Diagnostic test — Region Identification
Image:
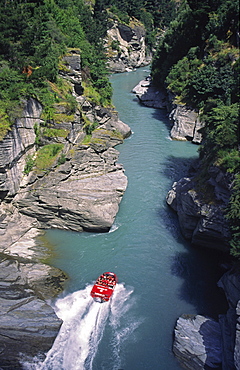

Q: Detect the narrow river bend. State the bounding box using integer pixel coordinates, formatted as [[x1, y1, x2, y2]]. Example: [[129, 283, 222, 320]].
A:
[[28, 68, 227, 370]]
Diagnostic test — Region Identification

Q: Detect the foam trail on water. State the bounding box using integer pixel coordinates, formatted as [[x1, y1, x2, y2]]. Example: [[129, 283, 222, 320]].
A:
[[23, 284, 137, 370], [22, 283, 138, 370], [35, 285, 109, 370]]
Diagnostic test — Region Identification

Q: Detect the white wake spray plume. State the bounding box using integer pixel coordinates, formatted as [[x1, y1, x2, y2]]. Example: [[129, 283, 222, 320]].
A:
[[21, 283, 139, 370]]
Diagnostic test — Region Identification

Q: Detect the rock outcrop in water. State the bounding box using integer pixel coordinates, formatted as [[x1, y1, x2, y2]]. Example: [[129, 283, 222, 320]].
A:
[[166, 175, 231, 252], [173, 314, 222, 369], [132, 78, 203, 143], [0, 50, 131, 367]]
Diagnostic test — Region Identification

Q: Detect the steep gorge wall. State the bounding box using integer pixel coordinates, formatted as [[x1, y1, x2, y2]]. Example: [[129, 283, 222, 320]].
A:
[[0, 99, 42, 199]]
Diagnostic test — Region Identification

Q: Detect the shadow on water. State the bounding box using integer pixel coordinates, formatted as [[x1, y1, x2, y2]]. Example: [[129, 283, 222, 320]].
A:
[[170, 248, 229, 319], [159, 155, 229, 319], [164, 154, 199, 182], [151, 106, 171, 128]]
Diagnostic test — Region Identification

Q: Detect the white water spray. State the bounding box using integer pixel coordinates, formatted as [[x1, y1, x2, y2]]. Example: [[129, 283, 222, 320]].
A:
[[22, 283, 140, 370]]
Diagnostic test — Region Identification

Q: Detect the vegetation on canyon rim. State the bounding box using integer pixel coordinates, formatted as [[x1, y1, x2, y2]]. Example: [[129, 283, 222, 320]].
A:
[[0, 0, 239, 256]]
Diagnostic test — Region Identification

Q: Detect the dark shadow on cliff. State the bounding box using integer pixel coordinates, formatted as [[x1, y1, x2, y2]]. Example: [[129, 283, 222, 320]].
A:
[[171, 247, 228, 319], [157, 154, 228, 319], [163, 154, 199, 182], [200, 320, 223, 370]]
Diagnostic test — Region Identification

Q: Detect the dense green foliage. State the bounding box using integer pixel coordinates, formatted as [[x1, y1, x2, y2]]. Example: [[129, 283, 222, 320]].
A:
[[0, 0, 113, 139], [95, 0, 177, 49], [152, 0, 240, 257]]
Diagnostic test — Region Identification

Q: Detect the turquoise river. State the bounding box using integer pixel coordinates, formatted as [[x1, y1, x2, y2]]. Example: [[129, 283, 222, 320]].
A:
[[27, 68, 227, 370]]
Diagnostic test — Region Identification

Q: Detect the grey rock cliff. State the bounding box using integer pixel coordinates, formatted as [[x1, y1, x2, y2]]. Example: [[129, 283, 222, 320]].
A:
[[166, 175, 231, 252], [105, 20, 151, 72], [0, 98, 42, 199], [169, 104, 204, 143], [0, 252, 66, 368], [173, 314, 222, 369], [0, 49, 131, 366]]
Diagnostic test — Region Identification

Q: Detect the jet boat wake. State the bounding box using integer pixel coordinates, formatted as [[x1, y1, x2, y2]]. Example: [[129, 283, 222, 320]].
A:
[[22, 283, 140, 370]]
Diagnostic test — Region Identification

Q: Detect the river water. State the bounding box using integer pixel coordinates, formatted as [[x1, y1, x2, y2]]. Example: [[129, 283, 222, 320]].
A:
[[25, 68, 227, 370]]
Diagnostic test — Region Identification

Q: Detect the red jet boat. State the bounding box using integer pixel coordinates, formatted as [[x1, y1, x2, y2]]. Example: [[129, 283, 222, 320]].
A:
[[90, 272, 118, 303]]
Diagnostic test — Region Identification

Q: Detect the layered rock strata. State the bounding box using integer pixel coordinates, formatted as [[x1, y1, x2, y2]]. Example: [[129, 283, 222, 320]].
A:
[[0, 50, 131, 367]]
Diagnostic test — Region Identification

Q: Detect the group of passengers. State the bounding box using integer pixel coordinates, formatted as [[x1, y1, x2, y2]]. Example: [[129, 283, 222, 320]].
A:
[[97, 274, 116, 286]]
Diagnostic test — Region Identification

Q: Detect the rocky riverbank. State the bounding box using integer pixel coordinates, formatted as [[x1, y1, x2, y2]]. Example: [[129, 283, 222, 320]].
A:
[[132, 77, 240, 370], [0, 50, 131, 367]]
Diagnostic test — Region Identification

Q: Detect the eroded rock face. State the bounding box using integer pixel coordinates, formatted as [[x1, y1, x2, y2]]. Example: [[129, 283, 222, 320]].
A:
[[0, 254, 66, 368], [0, 49, 131, 367], [16, 147, 128, 232], [166, 176, 231, 252], [132, 79, 168, 109], [132, 79, 204, 143], [105, 21, 151, 72], [0, 98, 42, 199], [169, 105, 204, 143]]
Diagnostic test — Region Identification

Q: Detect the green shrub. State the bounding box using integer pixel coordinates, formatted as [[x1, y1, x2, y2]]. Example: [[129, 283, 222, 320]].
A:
[[35, 143, 64, 171], [226, 174, 240, 258], [24, 154, 35, 175]]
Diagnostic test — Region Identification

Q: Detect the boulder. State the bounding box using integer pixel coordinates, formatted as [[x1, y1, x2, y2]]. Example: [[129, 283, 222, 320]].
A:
[[173, 314, 222, 369]]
